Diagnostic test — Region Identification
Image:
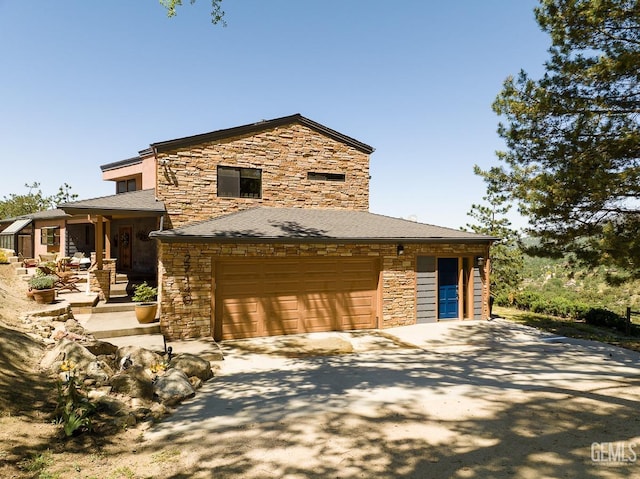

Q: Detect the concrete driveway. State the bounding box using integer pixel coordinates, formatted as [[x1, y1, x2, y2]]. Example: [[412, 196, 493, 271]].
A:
[[143, 319, 640, 479]]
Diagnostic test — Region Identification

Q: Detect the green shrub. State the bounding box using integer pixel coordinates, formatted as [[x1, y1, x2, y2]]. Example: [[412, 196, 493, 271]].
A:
[[583, 308, 628, 332], [0, 250, 8, 264], [28, 275, 56, 290], [132, 281, 157, 303]]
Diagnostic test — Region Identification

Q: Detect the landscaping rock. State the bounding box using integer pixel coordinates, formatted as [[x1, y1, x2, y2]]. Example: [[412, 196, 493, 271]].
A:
[[153, 368, 195, 406], [116, 346, 163, 370], [87, 386, 112, 401], [189, 376, 203, 390], [40, 338, 97, 372], [96, 395, 128, 416], [169, 353, 214, 382], [64, 318, 85, 335], [82, 340, 118, 357], [110, 365, 154, 400], [85, 360, 114, 384]]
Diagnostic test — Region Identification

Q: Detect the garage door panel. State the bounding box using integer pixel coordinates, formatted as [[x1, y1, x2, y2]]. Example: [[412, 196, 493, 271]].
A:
[[263, 281, 299, 294], [216, 258, 378, 339], [342, 314, 375, 330], [342, 279, 376, 290], [304, 281, 338, 292], [222, 298, 259, 314], [264, 323, 299, 335], [262, 296, 300, 315]]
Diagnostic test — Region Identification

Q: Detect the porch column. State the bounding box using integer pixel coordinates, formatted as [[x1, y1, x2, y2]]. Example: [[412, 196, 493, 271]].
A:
[[90, 215, 111, 301], [484, 244, 492, 320], [105, 219, 111, 259], [95, 215, 104, 270]]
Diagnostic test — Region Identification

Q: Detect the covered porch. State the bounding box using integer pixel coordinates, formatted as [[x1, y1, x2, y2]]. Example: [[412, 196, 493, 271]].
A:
[[59, 189, 166, 302]]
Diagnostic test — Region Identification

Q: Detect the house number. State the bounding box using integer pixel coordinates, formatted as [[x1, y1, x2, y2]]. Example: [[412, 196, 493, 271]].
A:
[[183, 253, 193, 305]]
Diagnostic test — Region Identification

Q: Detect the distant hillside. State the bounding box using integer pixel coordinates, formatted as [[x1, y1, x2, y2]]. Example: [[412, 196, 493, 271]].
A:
[[519, 251, 640, 316]]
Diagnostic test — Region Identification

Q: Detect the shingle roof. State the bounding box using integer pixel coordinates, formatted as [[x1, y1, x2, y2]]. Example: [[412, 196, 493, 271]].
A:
[[59, 189, 166, 216], [150, 114, 375, 155], [1, 208, 69, 224], [151, 207, 497, 243]]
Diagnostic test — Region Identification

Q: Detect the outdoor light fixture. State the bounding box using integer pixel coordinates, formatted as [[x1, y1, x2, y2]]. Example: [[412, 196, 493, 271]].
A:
[[476, 256, 485, 267], [397, 244, 404, 256]]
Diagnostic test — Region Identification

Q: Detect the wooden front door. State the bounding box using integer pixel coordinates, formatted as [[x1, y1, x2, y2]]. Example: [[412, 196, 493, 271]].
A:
[[118, 226, 132, 270]]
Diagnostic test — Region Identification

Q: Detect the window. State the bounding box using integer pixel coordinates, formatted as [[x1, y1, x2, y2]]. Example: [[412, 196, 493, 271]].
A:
[[41, 227, 60, 246], [307, 171, 346, 182], [117, 178, 137, 194], [217, 166, 262, 198]]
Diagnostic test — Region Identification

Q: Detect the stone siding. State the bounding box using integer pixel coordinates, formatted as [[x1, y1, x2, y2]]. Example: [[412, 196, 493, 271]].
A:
[[155, 123, 370, 229], [159, 242, 489, 340]]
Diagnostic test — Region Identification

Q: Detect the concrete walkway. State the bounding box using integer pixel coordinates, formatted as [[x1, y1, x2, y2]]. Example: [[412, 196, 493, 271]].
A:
[[139, 319, 640, 479]]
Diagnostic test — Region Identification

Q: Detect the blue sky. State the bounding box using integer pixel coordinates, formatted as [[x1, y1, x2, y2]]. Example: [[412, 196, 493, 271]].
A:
[[0, 0, 549, 230]]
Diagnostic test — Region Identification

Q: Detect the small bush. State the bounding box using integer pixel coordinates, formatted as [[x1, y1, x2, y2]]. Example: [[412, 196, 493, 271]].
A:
[[28, 275, 56, 290], [583, 308, 628, 332], [132, 281, 157, 303], [0, 250, 8, 264]]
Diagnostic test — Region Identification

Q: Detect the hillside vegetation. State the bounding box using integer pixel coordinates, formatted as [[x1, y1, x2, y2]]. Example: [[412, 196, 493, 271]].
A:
[[493, 248, 640, 337], [519, 254, 640, 316]]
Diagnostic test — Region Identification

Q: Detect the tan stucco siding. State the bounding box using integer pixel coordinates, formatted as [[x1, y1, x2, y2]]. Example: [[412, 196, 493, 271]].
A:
[[155, 123, 371, 229]]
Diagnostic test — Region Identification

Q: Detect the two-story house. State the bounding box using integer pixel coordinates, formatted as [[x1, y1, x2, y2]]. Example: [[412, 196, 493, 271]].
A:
[[61, 114, 496, 341]]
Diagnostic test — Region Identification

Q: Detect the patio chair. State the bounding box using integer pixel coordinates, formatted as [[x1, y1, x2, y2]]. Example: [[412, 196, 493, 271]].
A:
[[68, 252, 91, 271], [37, 265, 81, 293]]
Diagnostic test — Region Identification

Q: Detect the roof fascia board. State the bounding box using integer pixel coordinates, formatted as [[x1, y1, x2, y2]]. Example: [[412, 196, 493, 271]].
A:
[[150, 234, 497, 244], [100, 156, 143, 172], [61, 207, 164, 217]]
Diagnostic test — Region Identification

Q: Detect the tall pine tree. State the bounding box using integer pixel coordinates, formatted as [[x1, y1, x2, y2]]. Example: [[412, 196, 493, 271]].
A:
[[482, 0, 640, 278]]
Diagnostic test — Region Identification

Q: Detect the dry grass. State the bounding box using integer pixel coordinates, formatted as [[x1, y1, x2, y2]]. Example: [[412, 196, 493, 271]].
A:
[[495, 306, 640, 353]]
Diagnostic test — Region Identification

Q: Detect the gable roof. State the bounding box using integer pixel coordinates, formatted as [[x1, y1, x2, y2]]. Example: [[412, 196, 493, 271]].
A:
[[150, 114, 375, 155], [150, 207, 497, 244], [59, 189, 166, 217]]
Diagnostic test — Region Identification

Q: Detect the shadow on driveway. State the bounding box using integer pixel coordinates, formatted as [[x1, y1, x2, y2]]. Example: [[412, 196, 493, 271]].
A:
[[143, 319, 640, 478]]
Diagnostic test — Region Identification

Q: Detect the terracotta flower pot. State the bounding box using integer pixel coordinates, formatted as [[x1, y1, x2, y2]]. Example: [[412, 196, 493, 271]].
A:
[[135, 303, 158, 324], [31, 288, 55, 304]]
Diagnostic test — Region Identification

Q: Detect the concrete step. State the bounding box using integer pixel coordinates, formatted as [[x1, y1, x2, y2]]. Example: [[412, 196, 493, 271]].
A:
[[91, 303, 136, 313], [91, 323, 161, 339], [81, 308, 160, 339]]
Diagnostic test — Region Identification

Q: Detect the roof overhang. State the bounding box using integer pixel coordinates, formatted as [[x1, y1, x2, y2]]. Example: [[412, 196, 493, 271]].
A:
[[150, 234, 497, 245], [60, 206, 164, 218], [59, 189, 166, 219], [149, 207, 499, 245]]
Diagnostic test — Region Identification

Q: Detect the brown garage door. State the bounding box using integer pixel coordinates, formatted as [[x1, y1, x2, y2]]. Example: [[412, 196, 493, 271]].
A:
[[215, 258, 379, 340]]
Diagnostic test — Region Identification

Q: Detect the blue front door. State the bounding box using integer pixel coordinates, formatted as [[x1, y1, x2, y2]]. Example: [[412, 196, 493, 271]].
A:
[[438, 258, 459, 319]]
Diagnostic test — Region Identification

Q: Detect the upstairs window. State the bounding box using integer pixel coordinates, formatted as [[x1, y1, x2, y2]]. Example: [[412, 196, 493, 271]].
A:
[[218, 166, 262, 198], [307, 171, 346, 182], [117, 178, 137, 194]]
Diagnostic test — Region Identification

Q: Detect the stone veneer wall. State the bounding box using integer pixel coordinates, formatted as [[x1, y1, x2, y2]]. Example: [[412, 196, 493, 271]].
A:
[[155, 123, 370, 229], [158, 242, 490, 340]]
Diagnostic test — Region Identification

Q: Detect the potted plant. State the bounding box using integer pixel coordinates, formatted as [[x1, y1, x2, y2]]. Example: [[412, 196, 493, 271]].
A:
[[132, 281, 158, 323], [28, 274, 57, 304]]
